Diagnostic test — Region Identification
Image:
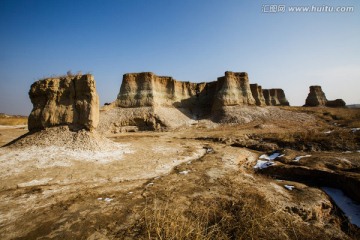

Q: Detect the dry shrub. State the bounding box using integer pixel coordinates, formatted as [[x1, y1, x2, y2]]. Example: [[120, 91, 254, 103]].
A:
[[285, 107, 360, 127], [126, 190, 327, 240]]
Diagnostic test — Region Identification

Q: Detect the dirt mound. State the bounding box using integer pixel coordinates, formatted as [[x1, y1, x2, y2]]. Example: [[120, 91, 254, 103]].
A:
[[98, 106, 198, 134], [99, 105, 316, 133], [7, 126, 119, 151], [212, 106, 315, 124]]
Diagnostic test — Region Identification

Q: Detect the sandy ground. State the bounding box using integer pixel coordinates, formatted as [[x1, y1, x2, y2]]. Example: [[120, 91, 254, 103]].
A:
[[0, 107, 359, 239], [0, 127, 207, 238]]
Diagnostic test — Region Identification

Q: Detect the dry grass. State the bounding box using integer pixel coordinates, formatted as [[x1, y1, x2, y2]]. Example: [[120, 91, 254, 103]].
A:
[[282, 106, 360, 127], [257, 128, 360, 151], [0, 116, 27, 125], [125, 188, 329, 240], [37, 71, 86, 81]]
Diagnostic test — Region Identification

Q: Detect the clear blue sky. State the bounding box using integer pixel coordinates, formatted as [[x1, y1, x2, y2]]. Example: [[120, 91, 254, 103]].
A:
[[1, 0, 359, 115]]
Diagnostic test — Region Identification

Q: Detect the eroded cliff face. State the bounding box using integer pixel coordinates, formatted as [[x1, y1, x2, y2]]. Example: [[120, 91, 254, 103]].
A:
[[28, 74, 99, 131], [263, 89, 289, 106], [304, 86, 346, 108], [326, 99, 346, 108], [212, 72, 256, 110], [116, 71, 261, 117], [116, 72, 219, 118], [105, 71, 293, 131], [273, 89, 290, 106], [250, 84, 266, 106], [117, 72, 193, 107], [305, 86, 328, 107]]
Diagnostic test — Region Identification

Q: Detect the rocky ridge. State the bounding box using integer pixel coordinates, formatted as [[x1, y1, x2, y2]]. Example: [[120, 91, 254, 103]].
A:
[[116, 71, 288, 111]]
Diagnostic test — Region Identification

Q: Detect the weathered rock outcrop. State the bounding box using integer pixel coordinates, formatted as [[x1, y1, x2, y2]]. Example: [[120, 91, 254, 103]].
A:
[[28, 74, 99, 131], [250, 84, 266, 106], [263, 89, 289, 106], [101, 71, 294, 131], [304, 86, 346, 108], [116, 72, 216, 118], [326, 99, 346, 108], [263, 89, 271, 106], [117, 71, 257, 113], [212, 72, 256, 110], [304, 86, 328, 107], [274, 89, 290, 106]]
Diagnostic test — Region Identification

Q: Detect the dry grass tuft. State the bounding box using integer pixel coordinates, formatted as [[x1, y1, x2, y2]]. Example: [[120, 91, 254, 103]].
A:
[[283, 107, 360, 128], [124, 189, 328, 240]]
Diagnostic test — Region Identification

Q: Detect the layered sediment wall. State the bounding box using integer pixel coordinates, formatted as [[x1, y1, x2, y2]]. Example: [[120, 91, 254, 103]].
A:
[[28, 74, 99, 131], [305, 86, 328, 107], [116, 72, 217, 117], [98, 71, 293, 131], [250, 84, 266, 106], [116, 71, 287, 115], [212, 71, 256, 111], [263, 88, 289, 106]]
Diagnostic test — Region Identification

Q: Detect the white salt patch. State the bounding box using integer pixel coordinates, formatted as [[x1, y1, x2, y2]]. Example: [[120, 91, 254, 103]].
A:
[[343, 151, 352, 154], [259, 152, 282, 161], [205, 147, 214, 153], [324, 130, 333, 134], [259, 154, 268, 160], [0, 144, 134, 176], [322, 187, 360, 227], [293, 155, 312, 162], [351, 128, 360, 133], [17, 178, 53, 188], [284, 185, 295, 191], [179, 170, 190, 175], [97, 197, 113, 202], [146, 182, 154, 187], [255, 152, 282, 169], [254, 160, 275, 169]]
